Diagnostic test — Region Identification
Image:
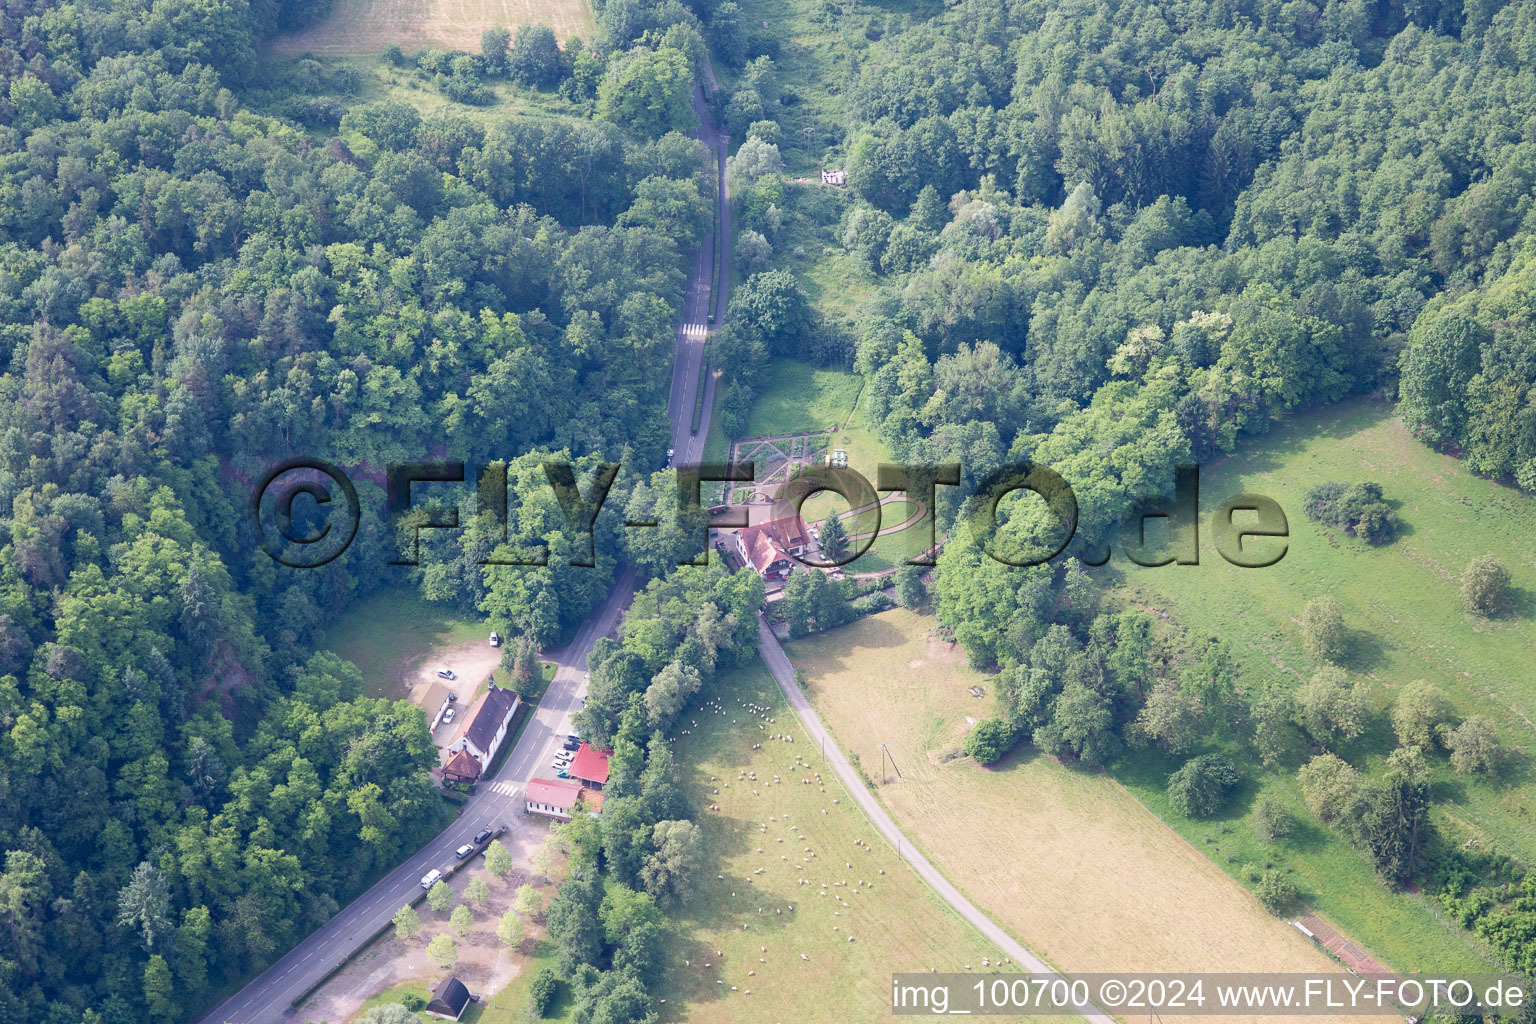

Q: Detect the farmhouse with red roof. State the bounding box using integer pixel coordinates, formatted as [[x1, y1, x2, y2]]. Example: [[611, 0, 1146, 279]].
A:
[[566, 742, 612, 790], [733, 515, 810, 580]]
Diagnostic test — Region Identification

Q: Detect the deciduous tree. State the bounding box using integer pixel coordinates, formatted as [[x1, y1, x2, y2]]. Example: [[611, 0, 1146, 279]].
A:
[[1166, 754, 1240, 817], [1461, 555, 1511, 616], [1446, 716, 1506, 777], [497, 909, 524, 949], [484, 840, 513, 878], [1293, 665, 1367, 748], [1300, 597, 1347, 663], [393, 904, 421, 940], [427, 933, 458, 969], [1391, 680, 1454, 751], [426, 880, 454, 914]]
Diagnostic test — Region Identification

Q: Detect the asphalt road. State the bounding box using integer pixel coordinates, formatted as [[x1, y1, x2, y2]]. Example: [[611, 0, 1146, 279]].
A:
[[754, 617, 1117, 1024], [196, 68, 731, 1024]]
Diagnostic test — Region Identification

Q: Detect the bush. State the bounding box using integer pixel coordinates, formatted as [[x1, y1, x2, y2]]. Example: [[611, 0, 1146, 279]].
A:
[[894, 564, 926, 609], [1300, 597, 1347, 663], [1302, 481, 1398, 543], [964, 718, 1016, 765], [1391, 680, 1454, 750], [1461, 555, 1511, 616], [735, 229, 772, 276], [852, 591, 893, 615], [1293, 664, 1367, 747], [746, 119, 781, 144], [401, 993, 427, 1011], [1251, 794, 1295, 841], [529, 966, 560, 1016], [1167, 754, 1240, 817], [1255, 870, 1299, 914], [1446, 716, 1506, 777]]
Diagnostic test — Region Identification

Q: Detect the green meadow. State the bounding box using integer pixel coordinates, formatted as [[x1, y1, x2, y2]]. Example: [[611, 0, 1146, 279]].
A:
[[1102, 399, 1535, 971]]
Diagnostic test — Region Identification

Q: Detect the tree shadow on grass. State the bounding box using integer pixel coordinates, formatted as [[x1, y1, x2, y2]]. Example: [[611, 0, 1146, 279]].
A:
[[1472, 743, 1532, 793], [1500, 584, 1536, 620], [1278, 814, 1334, 856], [1343, 625, 1390, 673]]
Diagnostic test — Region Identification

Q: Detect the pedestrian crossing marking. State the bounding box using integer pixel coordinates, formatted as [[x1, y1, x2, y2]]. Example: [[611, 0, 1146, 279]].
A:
[[681, 322, 708, 341], [487, 780, 519, 797]]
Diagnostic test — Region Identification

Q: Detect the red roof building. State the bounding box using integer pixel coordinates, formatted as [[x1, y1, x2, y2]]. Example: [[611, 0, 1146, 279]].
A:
[[525, 777, 604, 820], [733, 515, 810, 579], [567, 742, 612, 789]]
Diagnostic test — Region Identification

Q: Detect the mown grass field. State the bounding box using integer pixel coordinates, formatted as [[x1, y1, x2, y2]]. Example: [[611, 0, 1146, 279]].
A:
[[660, 658, 1062, 1024], [323, 591, 486, 698], [270, 0, 595, 57], [787, 609, 1392, 1023], [1102, 398, 1532, 970]]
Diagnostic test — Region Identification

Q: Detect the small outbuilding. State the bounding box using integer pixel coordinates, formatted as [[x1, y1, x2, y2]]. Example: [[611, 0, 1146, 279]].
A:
[[441, 748, 481, 786], [427, 976, 472, 1020]]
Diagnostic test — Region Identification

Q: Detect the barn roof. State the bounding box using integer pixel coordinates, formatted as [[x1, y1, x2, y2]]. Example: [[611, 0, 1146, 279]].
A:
[[427, 975, 471, 1019], [463, 685, 518, 754], [568, 742, 611, 786]]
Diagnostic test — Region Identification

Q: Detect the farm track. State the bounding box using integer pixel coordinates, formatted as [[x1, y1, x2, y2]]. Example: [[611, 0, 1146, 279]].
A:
[[753, 616, 1117, 1024]]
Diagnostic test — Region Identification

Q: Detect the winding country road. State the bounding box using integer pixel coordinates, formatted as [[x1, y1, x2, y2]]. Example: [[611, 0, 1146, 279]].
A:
[[755, 618, 1116, 1024], [196, 68, 731, 1024]]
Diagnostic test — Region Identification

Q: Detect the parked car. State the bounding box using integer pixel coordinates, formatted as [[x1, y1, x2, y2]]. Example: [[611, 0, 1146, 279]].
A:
[[454, 844, 473, 860], [474, 826, 494, 845], [437, 669, 456, 680], [568, 733, 580, 743], [489, 632, 500, 647], [442, 707, 455, 723], [420, 869, 442, 889], [562, 740, 579, 751]]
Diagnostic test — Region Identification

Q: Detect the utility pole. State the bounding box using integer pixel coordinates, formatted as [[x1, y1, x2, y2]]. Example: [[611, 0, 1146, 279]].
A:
[[803, 125, 813, 158], [877, 742, 902, 783]]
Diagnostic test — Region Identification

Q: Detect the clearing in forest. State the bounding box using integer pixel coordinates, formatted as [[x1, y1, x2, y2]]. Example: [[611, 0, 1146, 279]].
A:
[[269, 0, 596, 57], [1106, 398, 1526, 972], [659, 659, 1063, 1024], [787, 609, 1376, 1024]]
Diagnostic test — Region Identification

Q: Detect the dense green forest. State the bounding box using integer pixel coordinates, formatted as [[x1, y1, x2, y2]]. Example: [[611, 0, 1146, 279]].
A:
[[0, 0, 719, 1018]]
